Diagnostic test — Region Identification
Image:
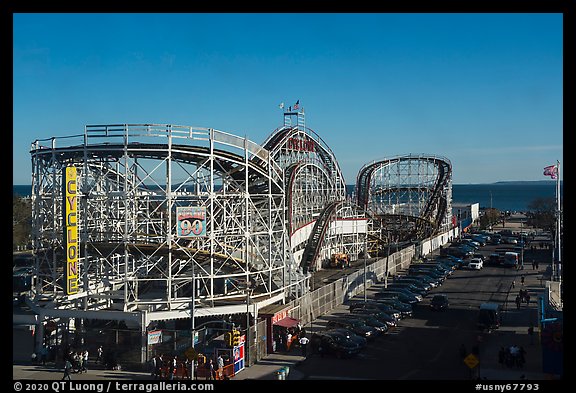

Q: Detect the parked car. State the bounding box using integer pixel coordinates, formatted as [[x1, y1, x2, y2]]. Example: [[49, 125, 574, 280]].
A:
[[375, 288, 422, 303], [369, 298, 413, 318], [309, 331, 363, 358], [326, 317, 379, 340], [345, 312, 392, 331], [386, 282, 428, 297], [485, 253, 502, 266], [437, 255, 465, 268], [393, 277, 432, 292], [348, 299, 402, 319], [430, 294, 449, 311], [324, 328, 368, 348], [466, 258, 484, 270]]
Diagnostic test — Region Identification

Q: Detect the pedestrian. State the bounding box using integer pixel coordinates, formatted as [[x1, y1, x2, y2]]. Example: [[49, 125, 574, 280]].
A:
[[169, 356, 177, 380], [520, 275, 525, 285], [97, 346, 103, 364], [150, 355, 157, 378], [156, 354, 163, 379], [81, 350, 88, 373], [62, 359, 73, 381], [532, 261, 536, 270], [181, 358, 190, 380], [511, 280, 515, 289], [210, 359, 217, 380], [525, 292, 531, 305], [515, 295, 522, 310], [299, 335, 310, 357], [535, 260, 539, 270]]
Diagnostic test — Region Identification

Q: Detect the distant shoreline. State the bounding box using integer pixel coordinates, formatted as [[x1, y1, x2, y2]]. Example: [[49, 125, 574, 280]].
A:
[[13, 180, 562, 188]]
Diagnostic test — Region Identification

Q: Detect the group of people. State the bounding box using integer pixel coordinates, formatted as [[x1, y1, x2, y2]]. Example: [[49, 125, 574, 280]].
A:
[[515, 289, 531, 309], [201, 355, 229, 380], [61, 349, 90, 380], [498, 345, 527, 369], [273, 325, 305, 353], [151, 354, 194, 380]]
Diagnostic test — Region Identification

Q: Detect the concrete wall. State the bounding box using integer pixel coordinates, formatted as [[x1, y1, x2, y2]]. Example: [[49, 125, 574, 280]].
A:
[[283, 245, 416, 327]]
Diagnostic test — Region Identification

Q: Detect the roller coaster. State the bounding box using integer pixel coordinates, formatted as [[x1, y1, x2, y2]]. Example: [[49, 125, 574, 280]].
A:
[[26, 107, 453, 350], [356, 154, 453, 244]]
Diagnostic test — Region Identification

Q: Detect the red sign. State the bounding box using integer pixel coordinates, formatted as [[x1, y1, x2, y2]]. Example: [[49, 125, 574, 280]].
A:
[[271, 309, 289, 324], [287, 137, 315, 152]]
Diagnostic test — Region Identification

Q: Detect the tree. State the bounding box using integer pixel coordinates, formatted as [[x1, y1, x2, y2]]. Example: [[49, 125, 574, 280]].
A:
[[13, 194, 32, 250], [526, 197, 556, 233], [479, 208, 501, 230]]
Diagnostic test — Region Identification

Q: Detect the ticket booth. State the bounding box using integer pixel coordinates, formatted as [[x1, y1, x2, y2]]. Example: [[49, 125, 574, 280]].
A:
[[259, 304, 300, 353]]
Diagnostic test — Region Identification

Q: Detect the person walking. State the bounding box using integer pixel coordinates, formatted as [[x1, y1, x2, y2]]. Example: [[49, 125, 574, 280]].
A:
[[520, 275, 525, 285], [96, 346, 103, 364], [525, 292, 531, 305], [81, 350, 88, 373], [299, 335, 310, 357], [62, 359, 73, 381], [515, 295, 522, 310], [216, 355, 224, 379]]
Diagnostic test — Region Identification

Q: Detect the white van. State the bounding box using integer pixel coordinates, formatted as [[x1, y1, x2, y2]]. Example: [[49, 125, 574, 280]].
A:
[[502, 252, 519, 268]]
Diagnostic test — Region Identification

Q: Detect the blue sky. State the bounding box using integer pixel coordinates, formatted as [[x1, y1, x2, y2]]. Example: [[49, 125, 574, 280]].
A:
[[13, 13, 563, 185]]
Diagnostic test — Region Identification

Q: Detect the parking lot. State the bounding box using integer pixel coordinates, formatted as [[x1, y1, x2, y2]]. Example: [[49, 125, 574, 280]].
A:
[[291, 232, 550, 380]]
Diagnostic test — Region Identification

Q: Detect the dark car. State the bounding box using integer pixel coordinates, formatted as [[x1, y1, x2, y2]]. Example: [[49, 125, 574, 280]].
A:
[[326, 317, 379, 340], [373, 298, 413, 317], [350, 310, 396, 329], [404, 273, 441, 288], [430, 294, 449, 311], [436, 255, 465, 268], [343, 312, 391, 332], [409, 266, 447, 279], [393, 277, 432, 292], [387, 282, 428, 297], [325, 328, 368, 348], [375, 289, 421, 304], [310, 331, 363, 358], [349, 300, 402, 320]]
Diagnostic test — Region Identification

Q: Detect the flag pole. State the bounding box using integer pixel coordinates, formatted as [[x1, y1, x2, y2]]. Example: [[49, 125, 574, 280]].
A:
[[555, 160, 561, 282]]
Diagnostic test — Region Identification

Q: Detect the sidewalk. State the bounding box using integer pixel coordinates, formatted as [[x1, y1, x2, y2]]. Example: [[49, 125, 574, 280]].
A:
[[231, 352, 306, 380]]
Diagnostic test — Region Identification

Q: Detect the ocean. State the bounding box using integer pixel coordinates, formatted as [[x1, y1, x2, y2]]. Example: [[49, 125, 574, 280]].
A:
[[14, 182, 562, 213]]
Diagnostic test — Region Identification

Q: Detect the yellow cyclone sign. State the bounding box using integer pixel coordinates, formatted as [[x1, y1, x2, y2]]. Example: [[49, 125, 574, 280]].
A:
[[64, 166, 79, 295]]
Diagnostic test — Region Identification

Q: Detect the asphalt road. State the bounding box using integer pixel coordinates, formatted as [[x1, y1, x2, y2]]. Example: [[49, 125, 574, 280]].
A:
[[294, 241, 547, 380]]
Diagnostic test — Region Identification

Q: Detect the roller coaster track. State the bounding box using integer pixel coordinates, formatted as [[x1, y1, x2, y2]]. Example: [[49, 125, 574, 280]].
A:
[[356, 155, 451, 240], [33, 142, 281, 195], [299, 200, 344, 274]]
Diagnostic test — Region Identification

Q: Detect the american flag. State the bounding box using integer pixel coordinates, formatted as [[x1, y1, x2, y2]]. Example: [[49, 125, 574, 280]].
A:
[[543, 165, 557, 179], [293, 100, 299, 110]]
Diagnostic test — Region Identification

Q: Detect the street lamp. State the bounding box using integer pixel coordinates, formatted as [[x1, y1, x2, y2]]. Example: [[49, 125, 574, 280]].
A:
[[364, 232, 367, 302], [245, 282, 255, 367]]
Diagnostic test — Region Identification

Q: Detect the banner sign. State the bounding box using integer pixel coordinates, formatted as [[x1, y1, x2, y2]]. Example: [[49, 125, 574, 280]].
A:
[[233, 342, 245, 373], [176, 206, 207, 238], [148, 330, 162, 345], [64, 166, 79, 295]]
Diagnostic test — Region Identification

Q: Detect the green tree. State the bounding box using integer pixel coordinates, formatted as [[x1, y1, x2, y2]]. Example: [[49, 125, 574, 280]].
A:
[[13, 194, 32, 250]]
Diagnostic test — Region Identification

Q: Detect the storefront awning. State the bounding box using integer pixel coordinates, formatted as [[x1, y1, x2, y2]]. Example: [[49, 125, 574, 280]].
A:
[[274, 316, 300, 328]]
